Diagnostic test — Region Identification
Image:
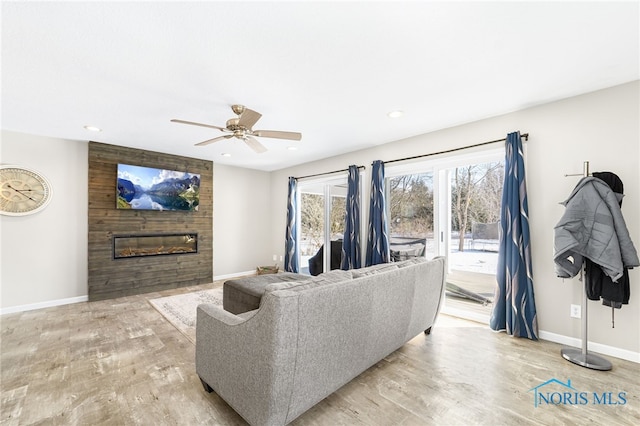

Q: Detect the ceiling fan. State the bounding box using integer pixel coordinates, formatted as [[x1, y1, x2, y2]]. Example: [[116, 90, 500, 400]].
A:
[[171, 105, 302, 154]]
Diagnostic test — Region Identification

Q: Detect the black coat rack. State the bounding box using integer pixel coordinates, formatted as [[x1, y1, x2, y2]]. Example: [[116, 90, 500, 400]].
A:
[[561, 161, 612, 371]]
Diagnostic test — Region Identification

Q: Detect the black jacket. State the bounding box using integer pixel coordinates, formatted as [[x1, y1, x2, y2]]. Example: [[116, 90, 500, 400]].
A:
[[585, 172, 630, 308]]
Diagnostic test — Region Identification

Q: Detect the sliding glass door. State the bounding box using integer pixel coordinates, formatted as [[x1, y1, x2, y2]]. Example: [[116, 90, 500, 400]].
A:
[[298, 177, 351, 275], [385, 148, 504, 323], [445, 159, 503, 322]]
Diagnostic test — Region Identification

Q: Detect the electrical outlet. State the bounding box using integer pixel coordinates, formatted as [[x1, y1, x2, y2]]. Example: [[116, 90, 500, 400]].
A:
[[272, 254, 277, 261], [570, 304, 581, 319]]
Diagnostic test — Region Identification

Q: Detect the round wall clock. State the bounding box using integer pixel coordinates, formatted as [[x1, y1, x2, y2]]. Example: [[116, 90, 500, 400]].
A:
[[0, 165, 53, 216]]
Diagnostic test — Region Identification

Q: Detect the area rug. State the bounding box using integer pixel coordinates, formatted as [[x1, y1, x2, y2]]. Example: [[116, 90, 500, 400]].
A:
[[148, 287, 223, 344]]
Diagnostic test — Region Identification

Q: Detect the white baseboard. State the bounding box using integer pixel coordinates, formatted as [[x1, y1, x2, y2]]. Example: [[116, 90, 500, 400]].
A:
[[438, 307, 639, 364], [538, 330, 640, 364], [0, 295, 88, 316], [1, 273, 256, 315], [213, 270, 256, 281]]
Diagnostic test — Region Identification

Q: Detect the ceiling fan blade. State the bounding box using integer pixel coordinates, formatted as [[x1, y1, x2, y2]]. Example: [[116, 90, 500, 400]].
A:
[[195, 135, 233, 146], [237, 108, 262, 129], [244, 136, 267, 154], [254, 130, 302, 141], [171, 119, 227, 131]]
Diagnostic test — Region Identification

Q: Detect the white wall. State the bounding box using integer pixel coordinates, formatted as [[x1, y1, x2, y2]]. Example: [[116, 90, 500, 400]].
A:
[[1, 131, 88, 311], [212, 163, 273, 278], [269, 81, 640, 359]]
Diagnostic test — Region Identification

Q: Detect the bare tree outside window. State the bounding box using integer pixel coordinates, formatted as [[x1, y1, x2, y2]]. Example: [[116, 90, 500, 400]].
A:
[[300, 193, 346, 256], [451, 162, 504, 251], [388, 162, 503, 253], [388, 173, 434, 238]]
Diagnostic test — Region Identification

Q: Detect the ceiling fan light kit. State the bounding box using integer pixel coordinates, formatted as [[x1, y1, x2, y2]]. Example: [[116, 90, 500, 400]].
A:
[[171, 105, 301, 154]]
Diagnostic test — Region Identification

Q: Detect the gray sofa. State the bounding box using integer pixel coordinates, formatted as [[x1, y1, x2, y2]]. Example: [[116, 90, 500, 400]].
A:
[[196, 256, 446, 425]]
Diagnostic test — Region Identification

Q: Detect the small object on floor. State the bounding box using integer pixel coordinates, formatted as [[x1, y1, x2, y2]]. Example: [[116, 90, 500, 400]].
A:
[[257, 265, 279, 275]]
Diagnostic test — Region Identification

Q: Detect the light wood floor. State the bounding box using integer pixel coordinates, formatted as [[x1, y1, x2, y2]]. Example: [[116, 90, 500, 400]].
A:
[[2, 282, 639, 426]]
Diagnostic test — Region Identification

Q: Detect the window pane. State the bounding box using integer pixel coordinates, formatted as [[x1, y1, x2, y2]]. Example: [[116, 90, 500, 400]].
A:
[[329, 185, 346, 241], [387, 172, 434, 260], [299, 180, 350, 275], [300, 191, 324, 274], [447, 161, 503, 320]]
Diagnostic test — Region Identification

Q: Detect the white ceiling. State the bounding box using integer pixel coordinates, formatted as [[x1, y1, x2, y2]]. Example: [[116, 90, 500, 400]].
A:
[[2, 1, 638, 171]]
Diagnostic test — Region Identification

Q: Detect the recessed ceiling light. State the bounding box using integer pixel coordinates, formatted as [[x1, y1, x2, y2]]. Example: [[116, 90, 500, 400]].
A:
[[387, 110, 404, 118], [83, 125, 102, 132], [287, 146, 298, 151], [221, 153, 231, 157]]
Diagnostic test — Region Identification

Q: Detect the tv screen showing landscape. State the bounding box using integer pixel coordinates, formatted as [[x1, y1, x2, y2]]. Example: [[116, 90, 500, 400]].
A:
[[116, 164, 200, 211]]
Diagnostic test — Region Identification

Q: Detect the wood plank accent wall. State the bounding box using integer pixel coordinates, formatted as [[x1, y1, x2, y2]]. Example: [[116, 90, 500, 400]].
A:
[[88, 142, 213, 301]]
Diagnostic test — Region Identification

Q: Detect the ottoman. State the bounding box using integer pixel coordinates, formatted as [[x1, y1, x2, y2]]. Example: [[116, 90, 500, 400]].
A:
[[223, 272, 308, 314]]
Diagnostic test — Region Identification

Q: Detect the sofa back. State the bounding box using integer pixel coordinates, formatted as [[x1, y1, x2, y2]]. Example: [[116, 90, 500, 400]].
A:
[[262, 256, 446, 424]]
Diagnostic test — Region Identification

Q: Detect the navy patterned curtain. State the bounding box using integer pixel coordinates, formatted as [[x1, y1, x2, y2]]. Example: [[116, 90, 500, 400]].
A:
[[341, 165, 361, 270], [490, 132, 538, 340], [284, 177, 299, 273], [365, 160, 390, 266]]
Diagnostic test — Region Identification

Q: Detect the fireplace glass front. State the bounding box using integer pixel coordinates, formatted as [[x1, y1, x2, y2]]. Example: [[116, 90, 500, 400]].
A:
[[113, 233, 198, 259]]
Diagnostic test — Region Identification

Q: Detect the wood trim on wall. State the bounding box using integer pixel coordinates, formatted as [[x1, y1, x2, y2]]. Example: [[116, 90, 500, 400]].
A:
[[88, 142, 213, 301]]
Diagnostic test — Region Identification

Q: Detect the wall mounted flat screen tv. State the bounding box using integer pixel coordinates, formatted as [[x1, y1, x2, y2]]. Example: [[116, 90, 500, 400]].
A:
[[117, 164, 200, 211]]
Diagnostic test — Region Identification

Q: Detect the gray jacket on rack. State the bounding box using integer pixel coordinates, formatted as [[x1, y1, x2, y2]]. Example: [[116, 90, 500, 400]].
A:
[[554, 176, 639, 282]]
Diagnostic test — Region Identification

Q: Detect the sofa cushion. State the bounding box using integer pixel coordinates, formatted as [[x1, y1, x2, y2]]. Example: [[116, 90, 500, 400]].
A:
[[395, 257, 428, 268], [225, 272, 308, 297], [314, 269, 353, 283], [352, 263, 399, 278], [265, 270, 353, 294], [264, 279, 314, 293]]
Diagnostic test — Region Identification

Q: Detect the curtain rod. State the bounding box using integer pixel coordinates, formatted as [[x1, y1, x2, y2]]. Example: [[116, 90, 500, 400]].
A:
[[293, 165, 366, 181], [382, 132, 529, 165]]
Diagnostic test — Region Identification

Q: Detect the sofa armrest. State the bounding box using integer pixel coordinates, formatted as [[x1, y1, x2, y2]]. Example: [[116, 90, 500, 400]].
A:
[[197, 303, 248, 326], [195, 293, 299, 426]]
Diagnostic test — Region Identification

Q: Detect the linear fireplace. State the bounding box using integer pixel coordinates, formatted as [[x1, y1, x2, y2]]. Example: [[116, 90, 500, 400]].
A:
[[113, 233, 198, 259]]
